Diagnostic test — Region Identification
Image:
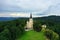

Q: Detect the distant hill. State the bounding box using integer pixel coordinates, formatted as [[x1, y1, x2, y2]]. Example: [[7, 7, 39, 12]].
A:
[[0, 15, 60, 21], [33, 15, 60, 22], [0, 17, 16, 21], [0, 17, 28, 21]]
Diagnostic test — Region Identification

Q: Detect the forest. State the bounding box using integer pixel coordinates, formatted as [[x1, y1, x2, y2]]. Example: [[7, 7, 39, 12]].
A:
[[0, 18, 28, 40], [0, 15, 60, 40]]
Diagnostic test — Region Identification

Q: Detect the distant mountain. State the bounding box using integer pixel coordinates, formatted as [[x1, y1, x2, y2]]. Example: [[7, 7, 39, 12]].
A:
[[0, 17, 16, 21], [0, 17, 29, 21]]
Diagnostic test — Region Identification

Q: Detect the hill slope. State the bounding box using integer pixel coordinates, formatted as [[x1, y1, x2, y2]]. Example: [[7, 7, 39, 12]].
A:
[[34, 15, 60, 22], [17, 30, 46, 40]]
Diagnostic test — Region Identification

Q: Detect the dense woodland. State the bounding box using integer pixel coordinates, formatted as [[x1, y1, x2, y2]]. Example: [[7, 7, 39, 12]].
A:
[[0, 16, 60, 40], [0, 18, 28, 40]]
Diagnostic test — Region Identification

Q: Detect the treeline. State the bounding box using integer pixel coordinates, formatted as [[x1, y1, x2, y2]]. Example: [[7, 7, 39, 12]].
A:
[[0, 18, 28, 40]]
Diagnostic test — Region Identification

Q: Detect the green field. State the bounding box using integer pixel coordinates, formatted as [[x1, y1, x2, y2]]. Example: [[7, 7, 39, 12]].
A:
[[17, 30, 46, 40]]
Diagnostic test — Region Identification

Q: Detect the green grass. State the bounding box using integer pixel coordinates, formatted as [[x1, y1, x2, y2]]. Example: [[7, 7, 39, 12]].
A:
[[17, 30, 46, 40]]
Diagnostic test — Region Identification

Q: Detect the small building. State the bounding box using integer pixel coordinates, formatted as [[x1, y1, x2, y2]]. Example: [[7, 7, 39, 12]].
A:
[[42, 24, 47, 28], [41, 24, 47, 31]]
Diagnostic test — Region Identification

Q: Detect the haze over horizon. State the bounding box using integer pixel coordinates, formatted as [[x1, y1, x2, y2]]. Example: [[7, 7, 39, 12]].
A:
[[0, 0, 60, 17]]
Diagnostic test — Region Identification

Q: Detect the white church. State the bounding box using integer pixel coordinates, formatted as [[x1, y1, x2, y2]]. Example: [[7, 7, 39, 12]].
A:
[[25, 13, 33, 31], [25, 13, 47, 31]]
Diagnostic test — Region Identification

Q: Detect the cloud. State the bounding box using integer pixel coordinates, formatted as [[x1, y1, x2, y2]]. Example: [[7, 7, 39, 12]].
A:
[[0, 12, 47, 17], [0, 12, 30, 17], [0, 0, 60, 12], [0, 0, 60, 17], [45, 4, 60, 16]]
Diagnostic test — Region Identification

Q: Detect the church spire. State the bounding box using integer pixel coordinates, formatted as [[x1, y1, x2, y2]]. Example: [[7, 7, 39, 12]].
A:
[[30, 13, 32, 18]]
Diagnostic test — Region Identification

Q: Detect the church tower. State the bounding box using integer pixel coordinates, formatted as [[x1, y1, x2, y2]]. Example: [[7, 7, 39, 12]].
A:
[[25, 13, 33, 31], [30, 13, 32, 18]]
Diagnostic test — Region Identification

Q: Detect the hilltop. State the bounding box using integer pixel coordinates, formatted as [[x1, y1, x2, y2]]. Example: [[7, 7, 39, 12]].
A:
[[17, 30, 46, 40]]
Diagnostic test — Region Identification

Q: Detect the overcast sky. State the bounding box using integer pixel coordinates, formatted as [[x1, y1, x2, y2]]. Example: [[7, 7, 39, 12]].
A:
[[0, 0, 60, 17]]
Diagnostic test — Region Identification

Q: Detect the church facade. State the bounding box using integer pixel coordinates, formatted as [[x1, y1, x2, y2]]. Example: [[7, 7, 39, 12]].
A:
[[25, 14, 33, 31]]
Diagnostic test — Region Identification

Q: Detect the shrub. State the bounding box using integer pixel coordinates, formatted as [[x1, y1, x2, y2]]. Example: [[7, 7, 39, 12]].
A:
[[45, 29, 59, 40]]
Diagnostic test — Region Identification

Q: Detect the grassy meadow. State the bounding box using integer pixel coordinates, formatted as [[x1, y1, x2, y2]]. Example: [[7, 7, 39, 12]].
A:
[[17, 30, 46, 40]]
